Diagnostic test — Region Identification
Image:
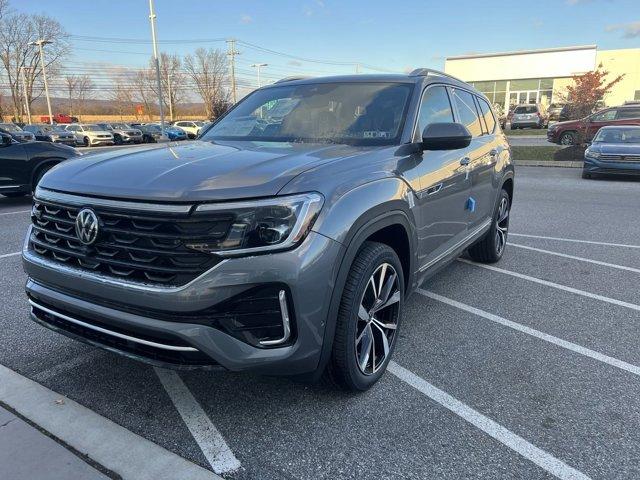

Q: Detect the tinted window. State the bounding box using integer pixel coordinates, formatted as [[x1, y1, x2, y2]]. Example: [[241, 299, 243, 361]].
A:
[[417, 86, 454, 135], [617, 107, 640, 120], [452, 89, 482, 137], [592, 109, 617, 122], [477, 97, 496, 134]]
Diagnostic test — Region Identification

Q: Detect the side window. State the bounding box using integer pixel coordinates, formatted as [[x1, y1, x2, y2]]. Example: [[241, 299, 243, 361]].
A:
[[452, 89, 483, 137], [416, 86, 454, 135], [592, 109, 617, 122], [617, 107, 640, 120], [477, 97, 496, 134]]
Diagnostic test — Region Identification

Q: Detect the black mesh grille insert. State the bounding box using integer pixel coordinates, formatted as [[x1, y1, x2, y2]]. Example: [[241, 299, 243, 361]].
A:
[[29, 199, 230, 286]]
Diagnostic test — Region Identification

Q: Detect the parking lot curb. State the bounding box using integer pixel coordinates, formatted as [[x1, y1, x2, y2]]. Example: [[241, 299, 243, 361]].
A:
[[514, 160, 583, 168], [0, 364, 222, 480]]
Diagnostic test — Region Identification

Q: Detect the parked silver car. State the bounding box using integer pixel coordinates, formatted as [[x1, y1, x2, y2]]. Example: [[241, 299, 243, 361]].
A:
[[64, 124, 114, 147], [96, 123, 143, 144]]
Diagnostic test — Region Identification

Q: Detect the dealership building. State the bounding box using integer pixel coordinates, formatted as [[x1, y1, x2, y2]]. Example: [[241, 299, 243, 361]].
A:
[[444, 45, 640, 111]]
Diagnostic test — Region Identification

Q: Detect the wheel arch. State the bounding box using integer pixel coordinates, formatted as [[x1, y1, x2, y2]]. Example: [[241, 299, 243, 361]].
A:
[[31, 158, 63, 191], [312, 207, 417, 380]]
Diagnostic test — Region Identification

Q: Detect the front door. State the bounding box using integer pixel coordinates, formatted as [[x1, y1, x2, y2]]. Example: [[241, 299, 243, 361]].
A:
[[413, 85, 471, 270], [0, 141, 29, 191], [585, 109, 617, 141]]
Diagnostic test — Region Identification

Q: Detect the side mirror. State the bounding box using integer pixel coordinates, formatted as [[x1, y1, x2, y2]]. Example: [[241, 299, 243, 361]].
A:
[[421, 122, 472, 151], [0, 133, 12, 147]]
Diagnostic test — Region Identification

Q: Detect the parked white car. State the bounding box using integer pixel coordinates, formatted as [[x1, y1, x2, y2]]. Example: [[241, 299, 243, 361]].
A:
[[172, 120, 204, 139], [65, 124, 114, 147]]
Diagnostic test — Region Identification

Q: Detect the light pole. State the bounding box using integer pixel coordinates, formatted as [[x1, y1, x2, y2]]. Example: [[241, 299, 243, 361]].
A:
[[30, 40, 53, 124], [148, 0, 165, 136], [250, 63, 268, 88], [20, 67, 32, 125]]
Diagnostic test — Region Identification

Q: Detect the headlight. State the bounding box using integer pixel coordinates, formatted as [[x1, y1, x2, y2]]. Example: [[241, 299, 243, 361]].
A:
[[585, 150, 600, 159], [187, 193, 324, 256]]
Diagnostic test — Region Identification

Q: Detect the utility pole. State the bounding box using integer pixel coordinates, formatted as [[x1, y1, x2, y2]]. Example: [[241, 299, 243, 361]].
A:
[[227, 39, 240, 104], [30, 40, 53, 124], [355, 63, 361, 74], [20, 67, 32, 125], [250, 63, 268, 88], [148, 0, 165, 135]]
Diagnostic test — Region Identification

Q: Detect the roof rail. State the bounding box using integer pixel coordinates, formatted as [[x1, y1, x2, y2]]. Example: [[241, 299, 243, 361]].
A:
[[275, 76, 312, 84], [409, 68, 464, 83]]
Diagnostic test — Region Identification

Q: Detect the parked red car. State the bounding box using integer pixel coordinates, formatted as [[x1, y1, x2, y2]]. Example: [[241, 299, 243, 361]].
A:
[[547, 104, 640, 145], [39, 114, 79, 124]]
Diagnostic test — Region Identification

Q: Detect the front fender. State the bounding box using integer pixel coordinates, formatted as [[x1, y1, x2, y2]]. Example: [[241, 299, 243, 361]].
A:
[[312, 177, 417, 245]]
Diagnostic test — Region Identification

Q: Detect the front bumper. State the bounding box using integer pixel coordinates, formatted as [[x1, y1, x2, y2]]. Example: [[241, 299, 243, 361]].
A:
[[23, 228, 344, 374], [583, 157, 640, 176], [90, 137, 114, 145]]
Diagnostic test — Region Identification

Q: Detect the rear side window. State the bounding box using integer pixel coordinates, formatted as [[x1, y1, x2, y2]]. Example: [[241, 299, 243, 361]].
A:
[[592, 109, 617, 122], [514, 105, 537, 114], [416, 86, 454, 135], [452, 89, 482, 137], [477, 97, 496, 134], [617, 107, 640, 120]]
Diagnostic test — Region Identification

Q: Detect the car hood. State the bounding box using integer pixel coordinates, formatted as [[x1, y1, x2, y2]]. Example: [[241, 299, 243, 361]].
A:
[[588, 143, 640, 154], [40, 140, 369, 202]]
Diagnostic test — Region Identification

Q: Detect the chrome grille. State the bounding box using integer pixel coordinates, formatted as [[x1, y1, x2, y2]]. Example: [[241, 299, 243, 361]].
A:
[[600, 154, 640, 163], [30, 199, 231, 286]]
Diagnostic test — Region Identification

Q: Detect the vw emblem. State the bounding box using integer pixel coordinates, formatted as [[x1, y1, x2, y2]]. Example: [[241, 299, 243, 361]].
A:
[[75, 208, 99, 245]]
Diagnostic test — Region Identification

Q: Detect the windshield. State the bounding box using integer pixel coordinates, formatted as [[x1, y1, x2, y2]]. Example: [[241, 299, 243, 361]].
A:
[[514, 106, 537, 114], [143, 125, 161, 132], [594, 128, 640, 143], [0, 123, 22, 132], [201, 82, 413, 146], [193, 121, 204, 126], [111, 123, 131, 129], [83, 124, 103, 132]]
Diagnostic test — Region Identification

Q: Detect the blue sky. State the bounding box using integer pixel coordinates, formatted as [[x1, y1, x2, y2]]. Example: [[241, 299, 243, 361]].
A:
[[16, 0, 640, 89]]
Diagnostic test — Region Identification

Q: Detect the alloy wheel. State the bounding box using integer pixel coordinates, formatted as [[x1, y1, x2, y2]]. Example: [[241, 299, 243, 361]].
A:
[[495, 196, 510, 256], [355, 263, 401, 375]]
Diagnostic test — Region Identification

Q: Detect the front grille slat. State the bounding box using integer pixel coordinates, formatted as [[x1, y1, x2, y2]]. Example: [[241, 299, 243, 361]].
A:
[[30, 199, 226, 286], [600, 154, 640, 163]]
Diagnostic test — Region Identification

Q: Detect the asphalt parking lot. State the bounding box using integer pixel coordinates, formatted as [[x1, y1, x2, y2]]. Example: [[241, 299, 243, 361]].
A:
[[1, 166, 639, 479]]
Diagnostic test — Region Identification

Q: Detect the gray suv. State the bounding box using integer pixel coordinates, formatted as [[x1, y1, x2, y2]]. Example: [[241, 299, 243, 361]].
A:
[[22, 70, 513, 391]]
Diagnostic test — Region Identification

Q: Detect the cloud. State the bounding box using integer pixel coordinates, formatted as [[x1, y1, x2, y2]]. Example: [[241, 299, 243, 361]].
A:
[[239, 14, 253, 24], [606, 21, 640, 38], [288, 60, 303, 67]]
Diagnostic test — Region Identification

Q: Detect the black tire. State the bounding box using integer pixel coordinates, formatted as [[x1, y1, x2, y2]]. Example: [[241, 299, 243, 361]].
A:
[[559, 131, 576, 146], [468, 189, 511, 263], [582, 170, 594, 179], [32, 164, 55, 194], [114, 134, 122, 145], [83, 136, 90, 147], [1, 192, 27, 198], [326, 241, 404, 391]]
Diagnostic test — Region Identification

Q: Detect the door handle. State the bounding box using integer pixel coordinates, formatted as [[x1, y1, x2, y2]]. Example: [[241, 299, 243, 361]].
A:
[[425, 183, 443, 195], [460, 156, 470, 166]]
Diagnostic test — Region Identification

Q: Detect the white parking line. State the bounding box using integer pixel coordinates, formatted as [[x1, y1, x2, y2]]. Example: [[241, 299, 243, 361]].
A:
[[388, 362, 591, 480], [0, 363, 220, 480], [0, 209, 30, 216], [417, 289, 640, 377], [509, 243, 640, 274], [458, 259, 640, 313], [0, 251, 21, 260], [154, 368, 240, 475], [510, 233, 640, 249]]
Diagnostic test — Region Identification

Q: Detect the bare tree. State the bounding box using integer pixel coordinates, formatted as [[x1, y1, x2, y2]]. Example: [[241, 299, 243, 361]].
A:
[[109, 79, 134, 120], [184, 48, 229, 119], [64, 74, 94, 119], [64, 74, 79, 116], [147, 53, 185, 121], [0, 6, 70, 121], [131, 69, 155, 121]]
